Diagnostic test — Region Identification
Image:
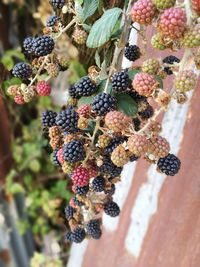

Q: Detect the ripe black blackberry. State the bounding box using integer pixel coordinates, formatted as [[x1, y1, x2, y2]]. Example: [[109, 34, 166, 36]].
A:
[[42, 110, 57, 128], [46, 15, 60, 27], [124, 44, 141, 61], [132, 117, 141, 131], [12, 63, 32, 80], [128, 89, 147, 103], [33, 36, 55, 56], [52, 149, 60, 166], [74, 76, 97, 97], [68, 84, 80, 99], [92, 93, 117, 116], [138, 105, 154, 120], [63, 140, 85, 163], [72, 196, 84, 207], [109, 166, 123, 179], [71, 227, 86, 243], [99, 157, 122, 178], [92, 176, 105, 192], [56, 107, 79, 132], [104, 201, 120, 217], [163, 56, 180, 75], [64, 231, 72, 242], [130, 155, 140, 162], [74, 185, 89, 196], [49, 0, 65, 9], [105, 136, 128, 154], [65, 205, 75, 220], [112, 71, 130, 92], [23, 37, 35, 54], [86, 219, 102, 239], [157, 153, 181, 176], [104, 184, 115, 196]]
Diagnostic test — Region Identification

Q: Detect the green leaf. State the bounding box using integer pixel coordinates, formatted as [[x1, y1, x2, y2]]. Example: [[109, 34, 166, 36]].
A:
[[87, 8, 122, 48], [95, 50, 101, 68], [78, 95, 94, 107], [9, 183, 25, 194], [2, 77, 22, 91], [75, 0, 99, 22], [115, 93, 138, 117], [98, 79, 112, 94], [128, 69, 141, 80]]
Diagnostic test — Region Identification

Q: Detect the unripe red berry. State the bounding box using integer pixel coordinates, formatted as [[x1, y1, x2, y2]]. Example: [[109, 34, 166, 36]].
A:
[[132, 72, 158, 97], [71, 166, 90, 187], [127, 134, 149, 156], [105, 111, 131, 133], [191, 0, 200, 15], [77, 104, 91, 118], [131, 0, 157, 25], [36, 81, 51, 96], [14, 94, 25, 105], [56, 148, 64, 165]]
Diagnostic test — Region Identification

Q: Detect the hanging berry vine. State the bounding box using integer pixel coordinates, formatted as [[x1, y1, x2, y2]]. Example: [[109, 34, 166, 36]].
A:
[[5, 0, 200, 243]]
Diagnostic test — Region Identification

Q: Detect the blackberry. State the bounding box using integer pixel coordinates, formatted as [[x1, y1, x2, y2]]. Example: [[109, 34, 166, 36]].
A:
[[127, 89, 147, 103], [138, 105, 154, 119], [74, 76, 97, 97], [64, 231, 72, 242], [71, 227, 86, 243], [124, 44, 141, 61], [74, 185, 89, 196], [33, 36, 55, 57], [12, 63, 32, 80], [104, 184, 115, 196], [46, 15, 60, 27], [23, 37, 35, 54], [157, 153, 181, 176], [86, 219, 102, 239], [52, 149, 60, 166], [104, 201, 120, 217], [42, 110, 57, 128], [63, 140, 85, 163], [132, 117, 141, 131], [68, 84, 80, 99], [112, 71, 130, 92], [105, 136, 127, 154], [65, 205, 75, 220], [49, 0, 65, 9], [163, 56, 180, 75], [99, 157, 122, 178], [92, 176, 105, 192], [92, 93, 117, 116], [130, 155, 140, 162], [109, 166, 123, 179], [56, 107, 79, 132]]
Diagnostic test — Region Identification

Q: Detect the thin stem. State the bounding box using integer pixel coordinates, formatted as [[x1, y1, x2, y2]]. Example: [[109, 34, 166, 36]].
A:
[[56, 18, 76, 39]]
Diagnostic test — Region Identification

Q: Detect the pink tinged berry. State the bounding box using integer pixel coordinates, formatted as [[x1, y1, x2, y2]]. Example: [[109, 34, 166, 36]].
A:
[[192, 0, 200, 15], [71, 166, 90, 187], [36, 81, 51, 96], [77, 104, 91, 118], [158, 7, 187, 39], [56, 148, 64, 165], [131, 0, 157, 25], [132, 72, 158, 97], [14, 94, 25, 105]]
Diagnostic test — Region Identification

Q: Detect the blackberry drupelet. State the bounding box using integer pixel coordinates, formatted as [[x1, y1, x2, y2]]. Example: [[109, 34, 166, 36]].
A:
[[23, 37, 35, 54], [124, 44, 141, 61], [163, 56, 180, 75], [74, 76, 97, 97], [157, 153, 181, 176], [12, 63, 32, 80], [68, 84, 80, 99], [65, 205, 75, 220], [86, 219, 102, 239], [104, 184, 115, 196], [52, 148, 60, 166], [71, 227, 86, 243], [112, 71, 130, 92], [105, 136, 128, 154], [138, 105, 154, 119], [130, 155, 140, 162], [64, 231, 72, 242], [63, 140, 85, 163], [56, 107, 79, 132], [33, 36, 55, 56], [99, 157, 122, 178], [109, 166, 123, 178], [104, 201, 120, 217], [74, 185, 89, 196], [42, 110, 57, 127], [128, 89, 147, 103], [92, 176, 105, 192], [46, 15, 60, 27], [49, 0, 65, 9], [132, 117, 141, 131], [92, 93, 117, 116]]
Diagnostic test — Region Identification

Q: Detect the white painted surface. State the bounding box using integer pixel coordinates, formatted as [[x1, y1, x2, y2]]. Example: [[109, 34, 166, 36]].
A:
[[67, 240, 89, 267], [125, 94, 192, 258], [103, 162, 137, 231]]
